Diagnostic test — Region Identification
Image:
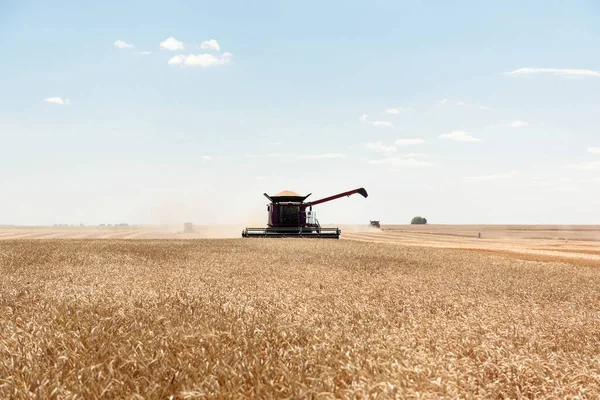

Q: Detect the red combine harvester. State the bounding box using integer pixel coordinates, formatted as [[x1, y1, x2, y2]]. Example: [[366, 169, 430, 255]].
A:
[[242, 187, 368, 238]]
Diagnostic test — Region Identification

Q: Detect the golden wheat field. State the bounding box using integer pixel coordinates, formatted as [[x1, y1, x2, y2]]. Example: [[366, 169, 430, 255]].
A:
[[2, 229, 600, 398]]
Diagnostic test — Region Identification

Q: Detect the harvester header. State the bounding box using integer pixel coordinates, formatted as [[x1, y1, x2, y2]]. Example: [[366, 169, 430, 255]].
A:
[[242, 187, 368, 239]]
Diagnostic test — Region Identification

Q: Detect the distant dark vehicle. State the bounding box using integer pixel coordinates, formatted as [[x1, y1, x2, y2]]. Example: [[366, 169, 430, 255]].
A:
[[411, 216, 427, 225], [370, 220, 381, 229]]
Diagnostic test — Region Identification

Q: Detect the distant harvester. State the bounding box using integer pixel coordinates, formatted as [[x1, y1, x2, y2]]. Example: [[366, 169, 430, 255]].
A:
[[370, 220, 381, 229]]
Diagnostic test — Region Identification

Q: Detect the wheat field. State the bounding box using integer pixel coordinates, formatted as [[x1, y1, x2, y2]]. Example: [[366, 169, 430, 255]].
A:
[[2, 238, 600, 398]]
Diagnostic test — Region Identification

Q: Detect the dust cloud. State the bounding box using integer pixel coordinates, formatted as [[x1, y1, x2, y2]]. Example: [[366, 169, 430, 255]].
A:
[[335, 224, 382, 233]]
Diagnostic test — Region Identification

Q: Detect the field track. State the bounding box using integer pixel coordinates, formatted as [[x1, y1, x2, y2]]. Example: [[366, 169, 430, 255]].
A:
[[342, 225, 600, 268], [3, 224, 599, 267]]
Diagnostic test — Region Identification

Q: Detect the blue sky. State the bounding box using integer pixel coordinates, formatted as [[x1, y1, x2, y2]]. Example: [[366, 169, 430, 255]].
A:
[[1, 0, 600, 226]]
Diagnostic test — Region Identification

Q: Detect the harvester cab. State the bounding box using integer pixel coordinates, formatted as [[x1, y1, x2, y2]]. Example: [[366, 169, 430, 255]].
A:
[[242, 188, 368, 238]]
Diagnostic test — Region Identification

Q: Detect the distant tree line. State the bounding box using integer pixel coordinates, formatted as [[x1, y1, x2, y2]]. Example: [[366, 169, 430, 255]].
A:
[[53, 224, 85, 227], [411, 216, 427, 225], [99, 223, 131, 227]]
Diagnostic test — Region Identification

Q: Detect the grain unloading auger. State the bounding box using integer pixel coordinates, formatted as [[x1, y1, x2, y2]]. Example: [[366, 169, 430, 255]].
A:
[[242, 188, 368, 239]]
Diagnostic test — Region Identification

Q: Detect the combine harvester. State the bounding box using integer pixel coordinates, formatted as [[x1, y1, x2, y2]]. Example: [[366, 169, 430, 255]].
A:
[[242, 188, 368, 239]]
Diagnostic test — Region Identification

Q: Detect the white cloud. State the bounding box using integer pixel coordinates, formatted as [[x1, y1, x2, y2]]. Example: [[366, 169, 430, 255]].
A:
[[200, 155, 212, 160], [255, 176, 267, 181], [364, 141, 397, 153], [395, 138, 426, 146], [505, 68, 600, 78], [44, 97, 70, 105], [114, 40, 134, 49], [168, 55, 186, 65], [440, 99, 448, 104], [168, 52, 232, 67], [465, 171, 517, 182], [358, 114, 394, 128], [508, 120, 529, 128], [200, 39, 220, 52], [385, 107, 414, 114], [160, 37, 184, 51], [368, 157, 434, 168], [567, 160, 600, 170], [134, 51, 151, 55], [587, 147, 600, 154], [371, 121, 394, 128], [439, 131, 481, 142]]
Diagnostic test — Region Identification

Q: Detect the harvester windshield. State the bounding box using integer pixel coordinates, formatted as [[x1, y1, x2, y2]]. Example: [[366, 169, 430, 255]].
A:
[[280, 205, 300, 225]]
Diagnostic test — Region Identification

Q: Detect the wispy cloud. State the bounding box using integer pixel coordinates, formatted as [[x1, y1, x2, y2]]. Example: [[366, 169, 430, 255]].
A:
[[44, 97, 70, 105], [456, 101, 491, 110], [368, 156, 434, 168], [114, 40, 134, 49], [371, 121, 394, 128], [508, 120, 529, 128], [395, 138, 426, 146], [588, 147, 600, 154], [505, 68, 600, 78], [200, 155, 212, 161], [364, 141, 397, 153], [385, 107, 414, 114], [529, 177, 549, 188], [295, 153, 346, 160], [567, 160, 600, 170], [465, 171, 517, 182], [200, 39, 220, 52], [248, 153, 346, 161], [440, 99, 490, 110], [134, 51, 151, 55], [403, 153, 428, 158], [439, 131, 481, 142], [358, 114, 394, 128], [255, 176, 267, 181], [160, 37, 184, 51], [168, 52, 232, 67]]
